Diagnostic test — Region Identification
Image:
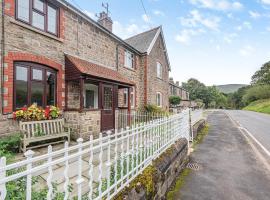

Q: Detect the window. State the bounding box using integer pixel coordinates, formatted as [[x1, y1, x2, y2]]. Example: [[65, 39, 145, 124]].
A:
[[156, 92, 162, 107], [157, 62, 162, 79], [123, 88, 128, 107], [16, 0, 59, 35], [124, 50, 134, 69], [130, 87, 135, 108], [14, 62, 57, 110], [84, 83, 99, 109]]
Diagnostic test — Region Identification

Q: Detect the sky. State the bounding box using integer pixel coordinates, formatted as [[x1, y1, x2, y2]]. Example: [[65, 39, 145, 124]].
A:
[[68, 0, 270, 86]]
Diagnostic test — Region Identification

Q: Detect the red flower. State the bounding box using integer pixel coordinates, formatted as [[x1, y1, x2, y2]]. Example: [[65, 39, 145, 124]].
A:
[[22, 107, 27, 111], [44, 107, 50, 119], [13, 112, 16, 120]]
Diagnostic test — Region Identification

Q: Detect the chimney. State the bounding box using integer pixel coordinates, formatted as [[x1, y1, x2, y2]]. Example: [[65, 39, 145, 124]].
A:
[[169, 77, 174, 83], [176, 81, 180, 86], [98, 11, 113, 32]]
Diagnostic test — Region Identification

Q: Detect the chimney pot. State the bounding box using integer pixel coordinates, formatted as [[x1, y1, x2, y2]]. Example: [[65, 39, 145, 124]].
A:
[[97, 11, 113, 32]]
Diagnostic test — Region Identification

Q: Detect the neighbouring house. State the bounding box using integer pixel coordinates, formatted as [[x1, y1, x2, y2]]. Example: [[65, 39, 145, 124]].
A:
[[0, 0, 171, 139], [169, 77, 189, 101]]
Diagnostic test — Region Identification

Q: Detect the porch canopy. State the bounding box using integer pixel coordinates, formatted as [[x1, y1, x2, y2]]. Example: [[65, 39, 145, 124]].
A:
[[65, 54, 134, 114]]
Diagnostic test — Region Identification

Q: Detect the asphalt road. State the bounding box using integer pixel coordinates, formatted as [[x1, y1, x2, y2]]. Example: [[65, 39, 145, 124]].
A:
[[175, 111, 270, 200], [226, 110, 270, 152]]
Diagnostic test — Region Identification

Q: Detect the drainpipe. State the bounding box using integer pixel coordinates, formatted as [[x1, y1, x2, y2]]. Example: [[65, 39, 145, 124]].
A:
[[116, 44, 120, 71], [1, 0, 5, 114]]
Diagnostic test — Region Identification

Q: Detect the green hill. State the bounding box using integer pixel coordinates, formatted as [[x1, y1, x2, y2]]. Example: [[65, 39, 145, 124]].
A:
[[216, 84, 247, 94], [243, 99, 270, 114]]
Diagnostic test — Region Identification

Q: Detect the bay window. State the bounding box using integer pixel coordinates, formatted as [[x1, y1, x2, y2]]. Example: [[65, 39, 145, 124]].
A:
[[16, 0, 59, 36], [14, 62, 57, 110], [130, 87, 135, 108]]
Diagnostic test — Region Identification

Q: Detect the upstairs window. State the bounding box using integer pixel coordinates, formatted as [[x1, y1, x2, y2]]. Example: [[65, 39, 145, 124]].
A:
[[124, 50, 134, 69], [156, 92, 162, 107], [157, 62, 162, 79], [16, 0, 59, 36]]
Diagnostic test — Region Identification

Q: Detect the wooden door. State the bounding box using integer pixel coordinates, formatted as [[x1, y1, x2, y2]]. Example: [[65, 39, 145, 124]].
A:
[[101, 85, 115, 131]]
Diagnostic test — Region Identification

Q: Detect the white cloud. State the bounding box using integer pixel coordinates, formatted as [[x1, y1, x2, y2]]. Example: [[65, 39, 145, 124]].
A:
[[189, 0, 243, 11], [113, 21, 146, 39], [235, 21, 252, 31], [243, 21, 252, 29], [142, 14, 152, 23], [223, 33, 238, 44], [175, 28, 205, 45], [153, 10, 165, 16], [180, 10, 220, 31], [239, 45, 255, 57], [249, 11, 261, 19], [261, 0, 270, 5], [83, 10, 95, 19]]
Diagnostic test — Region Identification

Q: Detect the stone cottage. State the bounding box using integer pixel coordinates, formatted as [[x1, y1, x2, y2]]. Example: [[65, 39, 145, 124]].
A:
[[0, 0, 171, 139]]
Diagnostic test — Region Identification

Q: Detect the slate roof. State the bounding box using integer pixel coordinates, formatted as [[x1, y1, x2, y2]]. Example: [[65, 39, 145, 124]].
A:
[[125, 27, 160, 53], [66, 55, 134, 86]]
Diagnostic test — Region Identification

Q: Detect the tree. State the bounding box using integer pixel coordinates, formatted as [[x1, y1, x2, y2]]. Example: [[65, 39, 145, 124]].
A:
[[169, 96, 181, 106], [251, 62, 270, 85], [182, 79, 227, 108]]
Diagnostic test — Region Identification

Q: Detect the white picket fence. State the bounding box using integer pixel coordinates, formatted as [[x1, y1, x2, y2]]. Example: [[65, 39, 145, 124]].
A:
[[0, 109, 190, 200], [116, 109, 166, 130], [191, 109, 204, 126]]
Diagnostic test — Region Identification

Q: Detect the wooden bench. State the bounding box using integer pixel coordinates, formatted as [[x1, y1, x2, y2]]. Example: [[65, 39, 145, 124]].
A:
[[19, 119, 70, 152]]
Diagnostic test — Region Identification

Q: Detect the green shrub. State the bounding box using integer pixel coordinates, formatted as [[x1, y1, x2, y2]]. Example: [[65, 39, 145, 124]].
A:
[[242, 85, 270, 105], [169, 96, 181, 106], [0, 133, 21, 153]]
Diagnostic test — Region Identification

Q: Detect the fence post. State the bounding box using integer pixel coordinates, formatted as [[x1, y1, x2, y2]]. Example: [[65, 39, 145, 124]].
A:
[[25, 150, 35, 200], [46, 146, 54, 200], [189, 108, 193, 142], [88, 135, 94, 200], [76, 138, 84, 200], [63, 142, 70, 200], [114, 131, 119, 192], [0, 157, 7, 200], [98, 133, 103, 198], [106, 131, 112, 199]]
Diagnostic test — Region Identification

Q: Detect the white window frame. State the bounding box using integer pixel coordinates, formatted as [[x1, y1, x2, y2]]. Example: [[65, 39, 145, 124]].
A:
[[156, 92, 162, 107], [130, 87, 135, 108], [123, 88, 128, 107], [124, 50, 134, 69], [157, 62, 162, 79]]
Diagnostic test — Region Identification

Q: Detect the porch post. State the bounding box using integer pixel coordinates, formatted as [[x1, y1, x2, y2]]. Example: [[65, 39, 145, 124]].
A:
[[128, 87, 131, 126], [79, 77, 84, 112]]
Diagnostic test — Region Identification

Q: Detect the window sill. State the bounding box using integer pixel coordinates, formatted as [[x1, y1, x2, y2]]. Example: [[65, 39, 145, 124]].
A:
[[123, 66, 136, 72], [10, 19, 64, 43], [156, 77, 163, 81]]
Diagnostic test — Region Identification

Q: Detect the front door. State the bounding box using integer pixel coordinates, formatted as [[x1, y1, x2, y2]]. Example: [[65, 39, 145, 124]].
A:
[[101, 85, 115, 131]]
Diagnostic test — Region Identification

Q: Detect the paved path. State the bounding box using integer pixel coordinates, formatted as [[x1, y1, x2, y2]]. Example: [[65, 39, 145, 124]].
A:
[[226, 110, 270, 152], [175, 111, 270, 200]]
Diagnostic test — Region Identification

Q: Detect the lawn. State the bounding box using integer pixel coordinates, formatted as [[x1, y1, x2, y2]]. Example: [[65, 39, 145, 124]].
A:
[[243, 99, 270, 114]]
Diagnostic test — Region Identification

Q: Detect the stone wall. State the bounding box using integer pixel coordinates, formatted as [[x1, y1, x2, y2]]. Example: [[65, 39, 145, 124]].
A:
[[115, 138, 188, 200], [67, 81, 80, 109], [193, 119, 206, 139], [147, 35, 170, 110], [64, 110, 101, 140], [117, 46, 145, 109]]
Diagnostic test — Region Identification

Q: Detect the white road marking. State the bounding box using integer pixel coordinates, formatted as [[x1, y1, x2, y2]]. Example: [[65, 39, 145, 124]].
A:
[[225, 111, 270, 170]]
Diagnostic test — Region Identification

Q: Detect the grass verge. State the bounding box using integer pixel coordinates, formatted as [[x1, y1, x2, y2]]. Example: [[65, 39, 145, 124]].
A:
[[192, 124, 209, 149], [166, 168, 192, 200], [166, 124, 209, 199], [243, 99, 270, 114]]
